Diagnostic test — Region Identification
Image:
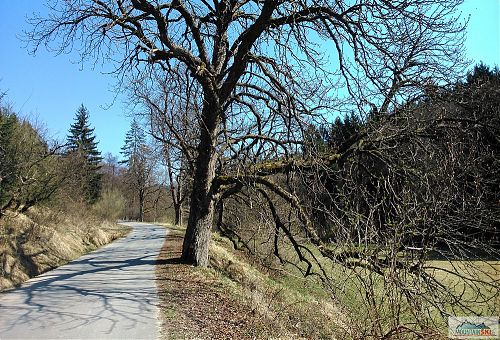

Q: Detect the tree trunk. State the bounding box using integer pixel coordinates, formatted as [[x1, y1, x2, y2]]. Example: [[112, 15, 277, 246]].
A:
[[181, 143, 217, 266], [139, 188, 145, 222], [182, 192, 215, 266], [166, 150, 183, 226], [174, 201, 182, 226], [175, 173, 183, 225], [181, 100, 219, 266]]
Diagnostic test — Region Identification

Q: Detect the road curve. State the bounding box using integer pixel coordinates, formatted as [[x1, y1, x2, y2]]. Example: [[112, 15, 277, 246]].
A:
[[0, 222, 166, 340]]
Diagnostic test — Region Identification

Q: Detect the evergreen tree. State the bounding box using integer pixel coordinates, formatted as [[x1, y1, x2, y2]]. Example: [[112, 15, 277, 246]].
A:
[[66, 104, 103, 203], [302, 124, 329, 156], [466, 62, 500, 86], [328, 112, 362, 148], [67, 104, 102, 166], [120, 119, 152, 221], [120, 119, 145, 166]]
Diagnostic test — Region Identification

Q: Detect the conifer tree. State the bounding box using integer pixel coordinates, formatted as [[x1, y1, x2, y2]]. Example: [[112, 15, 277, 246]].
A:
[[120, 119, 145, 167], [29, 0, 469, 267], [66, 104, 102, 203], [120, 119, 152, 221]]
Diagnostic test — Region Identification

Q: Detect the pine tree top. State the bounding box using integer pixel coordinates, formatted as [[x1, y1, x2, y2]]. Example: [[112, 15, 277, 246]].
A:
[[66, 104, 102, 166], [120, 119, 146, 166]]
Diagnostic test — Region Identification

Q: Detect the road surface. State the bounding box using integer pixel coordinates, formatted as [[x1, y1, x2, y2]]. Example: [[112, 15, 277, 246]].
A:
[[0, 222, 166, 340]]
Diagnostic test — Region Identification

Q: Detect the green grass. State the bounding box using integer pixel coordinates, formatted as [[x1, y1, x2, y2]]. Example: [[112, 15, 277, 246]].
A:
[[153, 221, 499, 339], [209, 233, 349, 339], [214, 227, 499, 338], [426, 260, 499, 315]]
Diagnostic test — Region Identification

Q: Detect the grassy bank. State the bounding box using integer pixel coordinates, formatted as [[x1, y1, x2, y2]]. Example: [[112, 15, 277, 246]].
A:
[[156, 226, 347, 339], [0, 207, 131, 291], [156, 226, 499, 339]]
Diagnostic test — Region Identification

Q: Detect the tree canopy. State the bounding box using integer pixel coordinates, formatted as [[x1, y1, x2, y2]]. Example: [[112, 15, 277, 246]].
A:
[[23, 1, 500, 335], [120, 119, 156, 221], [67, 104, 102, 165]]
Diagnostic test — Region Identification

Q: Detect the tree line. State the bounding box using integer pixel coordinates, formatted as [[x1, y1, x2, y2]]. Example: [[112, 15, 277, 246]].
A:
[[1, 98, 62, 215], [0, 100, 175, 223]]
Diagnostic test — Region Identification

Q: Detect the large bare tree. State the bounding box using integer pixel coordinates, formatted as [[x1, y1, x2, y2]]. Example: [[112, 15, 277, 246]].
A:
[[28, 0, 467, 266]]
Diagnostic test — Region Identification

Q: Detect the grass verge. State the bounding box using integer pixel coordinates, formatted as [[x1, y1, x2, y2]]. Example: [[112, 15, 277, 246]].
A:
[[155, 228, 347, 339]]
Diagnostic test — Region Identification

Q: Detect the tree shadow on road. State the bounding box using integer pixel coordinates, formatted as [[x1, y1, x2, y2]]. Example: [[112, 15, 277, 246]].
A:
[[0, 225, 166, 337]]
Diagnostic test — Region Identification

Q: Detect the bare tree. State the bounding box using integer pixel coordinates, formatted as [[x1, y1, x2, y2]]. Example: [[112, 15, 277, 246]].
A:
[[28, 0, 467, 266], [215, 74, 500, 337], [131, 66, 198, 226], [162, 144, 187, 225]]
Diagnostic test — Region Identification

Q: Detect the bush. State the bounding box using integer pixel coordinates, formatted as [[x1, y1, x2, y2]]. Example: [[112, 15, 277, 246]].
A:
[[93, 189, 126, 221]]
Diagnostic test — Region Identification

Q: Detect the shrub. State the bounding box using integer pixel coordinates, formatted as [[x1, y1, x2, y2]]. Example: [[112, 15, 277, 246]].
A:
[[93, 189, 126, 221]]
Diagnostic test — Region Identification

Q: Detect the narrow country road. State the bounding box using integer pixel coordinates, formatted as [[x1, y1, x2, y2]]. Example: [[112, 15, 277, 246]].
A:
[[0, 222, 166, 340]]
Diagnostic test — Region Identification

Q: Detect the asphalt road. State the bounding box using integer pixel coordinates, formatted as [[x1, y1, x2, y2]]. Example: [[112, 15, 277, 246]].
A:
[[0, 222, 166, 340]]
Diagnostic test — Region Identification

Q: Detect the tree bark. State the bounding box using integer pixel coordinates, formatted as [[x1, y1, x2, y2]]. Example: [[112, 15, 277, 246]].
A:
[[139, 187, 145, 222], [181, 100, 219, 266], [174, 200, 182, 226], [166, 149, 184, 226]]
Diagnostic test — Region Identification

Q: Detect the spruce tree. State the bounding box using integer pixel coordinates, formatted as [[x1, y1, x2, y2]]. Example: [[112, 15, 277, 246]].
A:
[[120, 119, 145, 166], [120, 119, 150, 221], [66, 104, 103, 203]]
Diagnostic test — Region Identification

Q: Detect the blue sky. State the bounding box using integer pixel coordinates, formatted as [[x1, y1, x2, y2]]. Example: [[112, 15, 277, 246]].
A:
[[0, 2, 130, 157], [0, 1, 498, 157]]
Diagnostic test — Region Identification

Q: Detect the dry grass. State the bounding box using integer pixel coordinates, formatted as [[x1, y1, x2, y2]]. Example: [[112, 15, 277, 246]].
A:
[[210, 233, 349, 339], [0, 206, 130, 291], [155, 228, 347, 339], [156, 229, 258, 339]]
